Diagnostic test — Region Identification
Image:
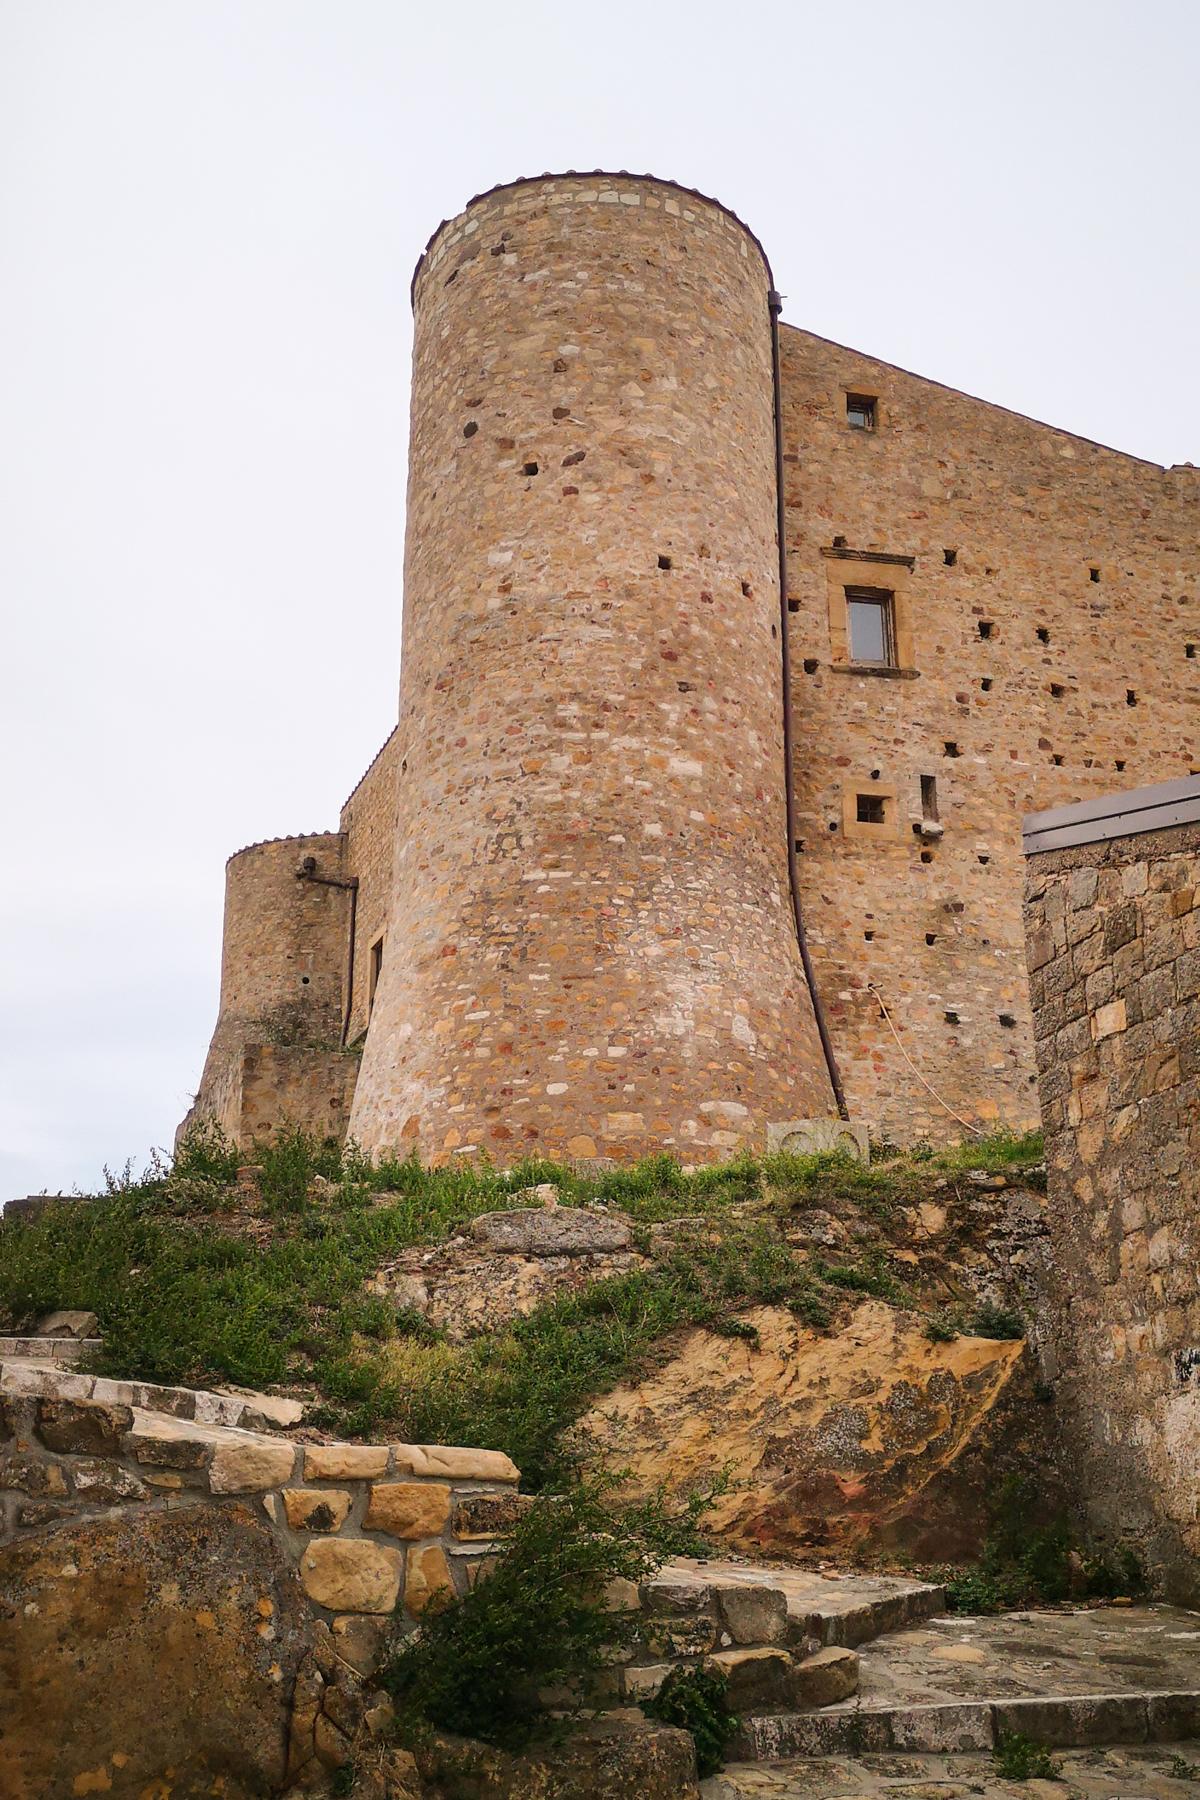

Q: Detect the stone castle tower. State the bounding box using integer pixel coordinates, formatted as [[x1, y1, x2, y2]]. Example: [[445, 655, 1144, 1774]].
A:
[[181, 172, 1198, 1163]]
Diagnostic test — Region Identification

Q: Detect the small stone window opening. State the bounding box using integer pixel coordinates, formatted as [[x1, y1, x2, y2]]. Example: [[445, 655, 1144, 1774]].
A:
[[463, 420, 478, 439], [789, 597, 802, 613], [846, 393, 877, 430], [1090, 566, 1101, 583], [944, 548, 958, 566], [920, 774, 939, 821], [1050, 682, 1065, 698], [845, 587, 896, 665], [944, 741, 961, 758], [832, 534, 847, 548], [1115, 759, 1126, 772], [1036, 626, 1050, 644], [920, 849, 933, 863], [802, 657, 819, 673], [1051, 754, 1064, 766], [793, 838, 805, 854], [978, 620, 994, 640], [981, 677, 994, 692], [369, 937, 385, 1017], [741, 581, 752, 597], [856, 793, 887, 825], [1187, 644, 1196, 659], [522, 460, 539, 477], [864, 929, 875, 941], [925, 932, 937, 945], [658, 554, 672, 571], [945, 1009, 960, 1024], [999, 1012, 1017, 1028], [978, 853, 991, 865], [1127, 689, 1137, 706]]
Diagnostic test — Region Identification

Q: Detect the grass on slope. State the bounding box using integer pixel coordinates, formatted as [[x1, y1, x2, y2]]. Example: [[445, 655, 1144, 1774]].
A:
[[0, 1125, 1043, 1487]]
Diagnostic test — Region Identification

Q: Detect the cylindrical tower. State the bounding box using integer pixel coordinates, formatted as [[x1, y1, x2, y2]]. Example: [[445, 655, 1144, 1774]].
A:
[[349, 173, 832, 1163]]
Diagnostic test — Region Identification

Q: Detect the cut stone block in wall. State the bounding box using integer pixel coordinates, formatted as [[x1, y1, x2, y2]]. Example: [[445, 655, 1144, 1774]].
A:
[[1023, 775, 1200, 1602]]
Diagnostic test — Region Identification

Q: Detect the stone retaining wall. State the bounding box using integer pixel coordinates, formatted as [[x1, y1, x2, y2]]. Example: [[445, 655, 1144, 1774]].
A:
[[1024, 808, 1200, 1600], [0, 1378, 520, 1638]]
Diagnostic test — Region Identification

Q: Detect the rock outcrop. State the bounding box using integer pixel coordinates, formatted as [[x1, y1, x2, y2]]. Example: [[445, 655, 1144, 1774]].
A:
[[576, 1299, 1034, 1559]]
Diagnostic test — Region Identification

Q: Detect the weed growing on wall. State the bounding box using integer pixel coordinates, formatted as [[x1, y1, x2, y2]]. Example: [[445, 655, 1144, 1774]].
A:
[[644, 1664, 740, 1777]]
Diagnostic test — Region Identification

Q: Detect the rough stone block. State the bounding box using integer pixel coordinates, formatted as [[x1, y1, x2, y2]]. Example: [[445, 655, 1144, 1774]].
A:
[[36, 1398, 133, 1458], [642, 1616, 719, 1658], [125, 1415, 215, 1469], [993, 1693, 1147, 1746], [889, 1701, 993, 1752], [1146, 1691, 1200, 1740], [71, 1459, 148, 1503], [365, 1480, 452, 1539], [470, 1207, 632, 1256], [300, 1538, 403, 1614], [282, 1487, 352, 1532], [622, 1662, 673, 1699], [451, 1489, 527, 1540], [709, 1646, 795, 1711], [209, 1438, 297, 1494], [404, 1543, 456, 1617], [717, 1583, 789, 1646], [332, 1613, 390, 1676], [35, 1310, 98, 1339], [789, 1645, 859, 1708], [304, 1444, 389, 1480], [0, 1456, 68, 1496], [390, 1443, 519, 1484]]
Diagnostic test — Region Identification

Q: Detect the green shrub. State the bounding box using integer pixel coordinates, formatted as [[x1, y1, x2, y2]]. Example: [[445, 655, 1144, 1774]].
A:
[[992, 1729, 1061, 1780], [382, 1479, 678, 1750], [644, 1663, 739, 1778], [969, 1301, 1024, 1340]]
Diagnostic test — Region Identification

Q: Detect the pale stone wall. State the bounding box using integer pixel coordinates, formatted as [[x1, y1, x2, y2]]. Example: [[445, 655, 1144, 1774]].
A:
[[1024, 817, 1200, 1599], [340, 727, 401, 1045], [180, 832, 353, 1145], [349, 174, 833, 1165], [782, 328, 1199, 1143]]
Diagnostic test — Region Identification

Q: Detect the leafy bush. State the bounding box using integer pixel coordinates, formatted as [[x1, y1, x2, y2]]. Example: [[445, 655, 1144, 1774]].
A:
[[969, 1301, 1025, 1340], [992, 1730, 1061, 1780], [382, 1478, 688, 1750], [644, 1663, 739, 1778], [939, 1476, 1144, 1613]]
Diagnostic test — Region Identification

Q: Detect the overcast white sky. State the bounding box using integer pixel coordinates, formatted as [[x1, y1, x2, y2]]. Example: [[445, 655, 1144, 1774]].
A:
[[1, 0, 1196, 1196]]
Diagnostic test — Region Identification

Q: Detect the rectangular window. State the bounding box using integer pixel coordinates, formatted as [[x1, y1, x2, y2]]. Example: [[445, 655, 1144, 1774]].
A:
[[369, 937, 385, 1015], [920, 775, 939, 821], [845, 587, 895, 665], [856, 793, 887, 825], [846, 393, 876, 430]]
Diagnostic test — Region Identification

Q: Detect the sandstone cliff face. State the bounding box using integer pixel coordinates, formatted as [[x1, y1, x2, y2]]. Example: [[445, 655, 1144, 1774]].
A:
[[576, 1300, 1032, 1560], [0, 1503, 312, 1799]]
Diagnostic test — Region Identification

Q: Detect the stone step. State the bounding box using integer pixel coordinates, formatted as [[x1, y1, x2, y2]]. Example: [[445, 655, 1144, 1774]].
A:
[[733, 1689, 1200, 1759], [0, 1357, 305, 1432], [656, 1559, 945, 1651]]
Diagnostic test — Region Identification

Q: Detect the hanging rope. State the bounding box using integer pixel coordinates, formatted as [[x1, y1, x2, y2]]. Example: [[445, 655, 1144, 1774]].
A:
[[867, 982, 983, 1138]]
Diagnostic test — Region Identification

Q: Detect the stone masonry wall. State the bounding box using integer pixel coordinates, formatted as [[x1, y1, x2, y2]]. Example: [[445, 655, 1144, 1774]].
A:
[[783, 328, 1199, 1144], [1024, 817, 1200, 1599], [0, 1368, 521, 1784], [180, 832, 354, 1147], [349, 174, 833, 1165], [340, 726, 401, 1045]]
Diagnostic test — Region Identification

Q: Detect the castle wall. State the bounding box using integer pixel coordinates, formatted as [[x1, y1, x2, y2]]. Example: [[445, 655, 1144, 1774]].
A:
[[349, 174, 834, 1164], [178, 832, 355, 1147], [781, 328, 1199, 1142], [1023, 788, 1200, 1599], [339, 727, 401, 1045]]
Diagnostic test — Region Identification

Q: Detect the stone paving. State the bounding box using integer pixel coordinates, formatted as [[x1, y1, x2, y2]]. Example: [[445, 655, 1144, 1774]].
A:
[[662, 1558, 946, 1645], [848, 1606, 1200, 1706], [704, 1740, 1200, 1798]]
